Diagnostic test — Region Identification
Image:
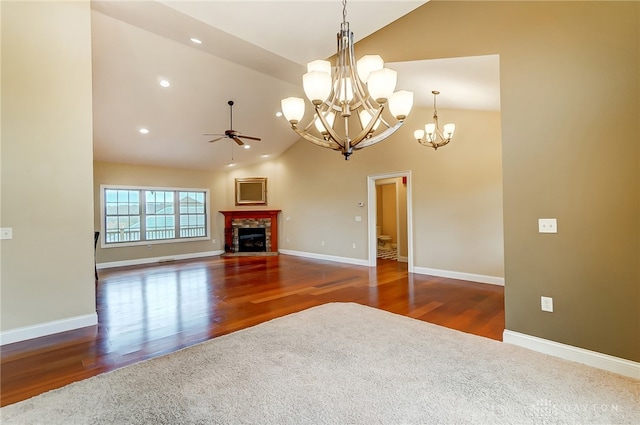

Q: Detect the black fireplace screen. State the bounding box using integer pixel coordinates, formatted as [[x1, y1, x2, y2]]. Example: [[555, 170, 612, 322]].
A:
[[237, 228, 266, 252]]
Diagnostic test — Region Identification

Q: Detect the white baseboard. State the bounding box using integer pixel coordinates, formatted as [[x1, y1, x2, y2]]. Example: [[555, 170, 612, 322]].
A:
[[279, 249, 369, 267], [0, 313, 98, 346], [503, 330, 640, 380], [397, 256, 408, 263], [97, 250, 224, 270], [413, 266, 504, 286]]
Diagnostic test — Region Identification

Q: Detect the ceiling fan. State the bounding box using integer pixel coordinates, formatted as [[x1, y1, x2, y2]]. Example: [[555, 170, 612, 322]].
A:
[[204, 100, 261, 146]]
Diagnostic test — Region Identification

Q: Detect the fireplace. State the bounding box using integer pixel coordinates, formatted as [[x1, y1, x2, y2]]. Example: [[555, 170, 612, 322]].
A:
[[238, 228, 266, 252], [219, 210, 281, 256]]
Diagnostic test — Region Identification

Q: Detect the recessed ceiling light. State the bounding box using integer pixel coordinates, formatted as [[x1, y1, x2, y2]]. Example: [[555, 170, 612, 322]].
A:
[[243, 145, 251, 149], [159, 79, 170, 88], [261, 154, 270, 158], [190, 37, 202, 44], [227, 163, 235, 167], [275, 111, 283, 117], [139, 128, 149, 134]]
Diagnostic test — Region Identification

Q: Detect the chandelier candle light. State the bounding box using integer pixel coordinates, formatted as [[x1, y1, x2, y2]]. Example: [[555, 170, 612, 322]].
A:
[[281, 0, 413, 160], [414, 90, 456, 150]]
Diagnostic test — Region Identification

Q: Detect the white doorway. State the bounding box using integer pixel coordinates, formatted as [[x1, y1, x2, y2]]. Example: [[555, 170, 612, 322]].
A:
[[367, 171, 413, 272]]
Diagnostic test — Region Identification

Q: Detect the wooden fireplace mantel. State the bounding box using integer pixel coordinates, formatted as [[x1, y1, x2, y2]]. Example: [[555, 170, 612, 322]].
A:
[[219, 210, 281, 253]]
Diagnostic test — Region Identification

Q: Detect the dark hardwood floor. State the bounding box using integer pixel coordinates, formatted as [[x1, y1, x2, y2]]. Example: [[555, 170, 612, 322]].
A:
[[0, 255, 504, 407]]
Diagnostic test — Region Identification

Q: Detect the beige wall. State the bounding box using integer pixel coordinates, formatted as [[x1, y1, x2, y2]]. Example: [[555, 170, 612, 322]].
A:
[[356, 0, 638, 361], [93, 161, 226, 263], [224, 160, 284, 211], [1, 1, 96, 331]]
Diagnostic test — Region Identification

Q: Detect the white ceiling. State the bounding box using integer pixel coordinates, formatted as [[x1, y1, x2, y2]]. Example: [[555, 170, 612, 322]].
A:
[[91, 1, 500, 171], [159, 1, 429, 66]]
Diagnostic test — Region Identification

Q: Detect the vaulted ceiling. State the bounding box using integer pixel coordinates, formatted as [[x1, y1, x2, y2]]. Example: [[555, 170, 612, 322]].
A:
[[91, 1, 500, 171]]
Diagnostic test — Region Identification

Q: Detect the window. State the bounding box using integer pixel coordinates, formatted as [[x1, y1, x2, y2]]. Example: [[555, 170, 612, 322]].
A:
[[104, 189, 141, 243], [179, 191, 206, 238], [102, 186, 209, 246], [145, 190, 175, 240]]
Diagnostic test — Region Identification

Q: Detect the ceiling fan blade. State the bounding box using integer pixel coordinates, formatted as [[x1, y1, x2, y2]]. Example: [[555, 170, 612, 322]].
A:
[[203, 133, 225, 136], [232, 137, 245, 146], [236, 134, 261, 141], [208, 137, 225, 143]]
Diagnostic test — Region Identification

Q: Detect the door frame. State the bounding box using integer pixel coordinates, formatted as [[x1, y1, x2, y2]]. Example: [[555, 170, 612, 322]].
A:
[[367, 171, 413, 272]]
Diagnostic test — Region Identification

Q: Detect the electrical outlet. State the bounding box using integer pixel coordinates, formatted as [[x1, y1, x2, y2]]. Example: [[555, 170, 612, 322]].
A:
[[352, 243, 356, 248], [0, 228, 13, 240], [212, 239, 216, 245], [541, 296, 554, 312], [286, 237, 290, 243], [147, 245, 152, 249], [321, 240, 325, 246], [538, 218, 557, 233]]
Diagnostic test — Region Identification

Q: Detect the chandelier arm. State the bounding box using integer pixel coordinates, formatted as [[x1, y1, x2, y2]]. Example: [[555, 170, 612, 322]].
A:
[[418, 137, 451, 150], [333, 24, 351, 109], [291, 125, 342, 151], [360, 97, 381, 116], [353, 120, 404, 150], [329, 78, 343, 110], [300, 117, 316, 133], [374, 114, 393, 130], [327, 65, 350, 116], [314, 105, 347, 149], [345, 29, 370, 110], [436, 130, 449, 142], [432, 113, 451, 145], [433, 113, 441, 133], [351, 106, 385, 147], [323, 95, 342, 113]]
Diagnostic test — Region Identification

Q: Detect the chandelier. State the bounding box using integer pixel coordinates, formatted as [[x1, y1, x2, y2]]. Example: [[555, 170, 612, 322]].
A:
[[280, 0, 413, 160], [414, 90, 455, 150]]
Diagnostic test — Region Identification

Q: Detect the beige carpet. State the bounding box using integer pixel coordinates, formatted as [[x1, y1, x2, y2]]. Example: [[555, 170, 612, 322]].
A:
[[1, 303, 638, 424]]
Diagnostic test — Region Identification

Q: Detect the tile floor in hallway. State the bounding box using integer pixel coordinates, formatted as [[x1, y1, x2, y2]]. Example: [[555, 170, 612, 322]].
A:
[[376, 248, 397, 260]]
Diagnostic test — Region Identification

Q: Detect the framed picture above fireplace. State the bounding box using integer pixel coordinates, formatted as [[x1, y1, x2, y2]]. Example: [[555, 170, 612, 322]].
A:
[[235, 177, 267, 206]]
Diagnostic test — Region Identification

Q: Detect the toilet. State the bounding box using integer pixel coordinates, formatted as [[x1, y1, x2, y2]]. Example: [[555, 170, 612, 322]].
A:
[[376, 226, 392, 250]]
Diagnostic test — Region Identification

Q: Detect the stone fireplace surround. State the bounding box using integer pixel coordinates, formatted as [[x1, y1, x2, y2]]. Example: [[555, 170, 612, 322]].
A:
[[219, 210, 281, 255]]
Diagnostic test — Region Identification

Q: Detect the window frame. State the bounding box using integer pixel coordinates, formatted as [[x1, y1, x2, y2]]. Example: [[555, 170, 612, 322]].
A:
[[100, 184, 210, 248]]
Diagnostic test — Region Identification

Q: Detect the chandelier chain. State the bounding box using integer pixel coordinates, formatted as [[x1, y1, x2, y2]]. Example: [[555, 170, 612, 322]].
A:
[[342, 0, 347, 25]]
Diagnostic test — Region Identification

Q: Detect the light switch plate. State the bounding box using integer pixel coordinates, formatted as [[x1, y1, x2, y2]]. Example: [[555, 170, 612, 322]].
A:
[[541, 296, 554, 312], [538, 218, 557, 233], [0, 228, 12, 240], [355, 216, 362, 222]]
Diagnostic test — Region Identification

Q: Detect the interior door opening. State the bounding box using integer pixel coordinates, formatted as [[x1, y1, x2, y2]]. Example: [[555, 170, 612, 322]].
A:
[[367, 172, 413, 272]]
